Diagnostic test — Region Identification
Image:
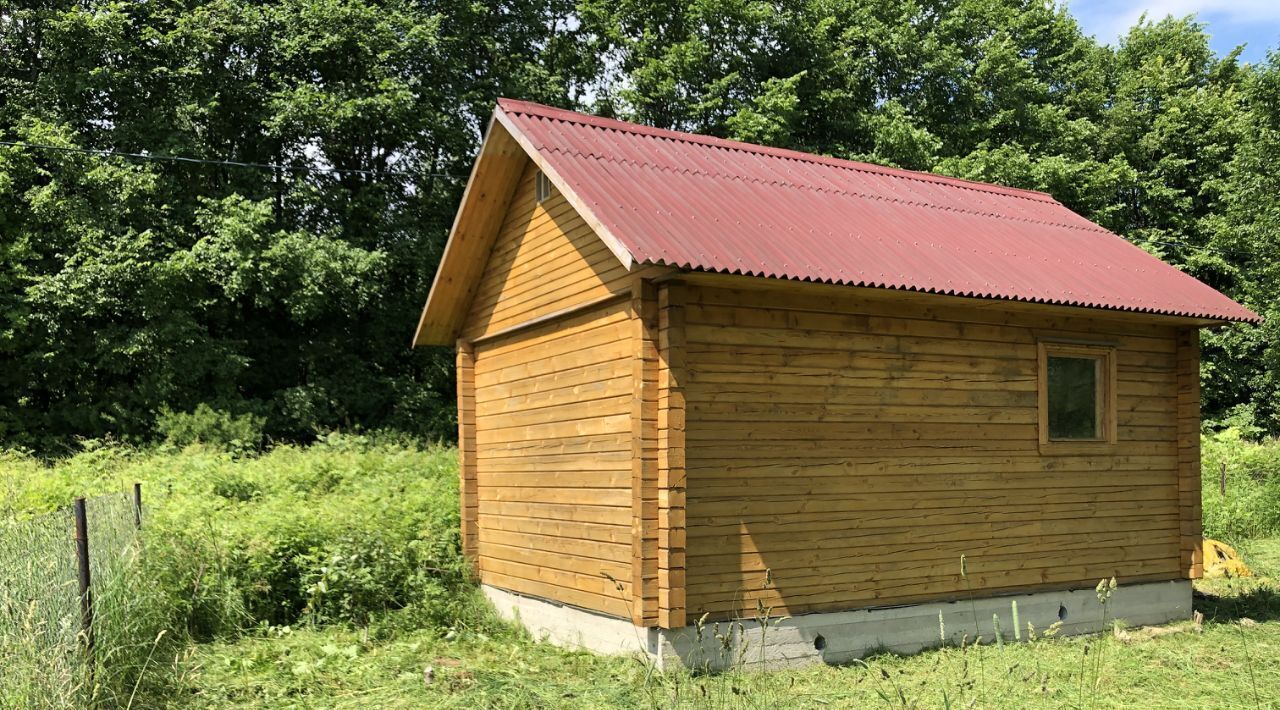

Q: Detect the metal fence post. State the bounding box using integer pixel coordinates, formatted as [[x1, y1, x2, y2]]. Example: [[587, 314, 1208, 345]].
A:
[[72, 497, 94, 674], [133, 482, 143, 529]]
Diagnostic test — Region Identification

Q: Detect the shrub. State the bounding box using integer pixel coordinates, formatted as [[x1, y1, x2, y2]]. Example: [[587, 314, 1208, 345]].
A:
[[155, 404, 266, 455], [133, 438, 469, 637]]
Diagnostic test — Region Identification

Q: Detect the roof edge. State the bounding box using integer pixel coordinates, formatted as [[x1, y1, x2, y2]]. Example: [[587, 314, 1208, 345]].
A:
[[413, 111, 526, 347], [660, 263, 1263, 325], [493, 106, 636, 271], [413, 106, 641, 347], [496, 98, 1059, 205]]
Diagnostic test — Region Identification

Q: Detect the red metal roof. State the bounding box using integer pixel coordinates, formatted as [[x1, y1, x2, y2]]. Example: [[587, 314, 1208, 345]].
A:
[[496, 98, 1259, 323]]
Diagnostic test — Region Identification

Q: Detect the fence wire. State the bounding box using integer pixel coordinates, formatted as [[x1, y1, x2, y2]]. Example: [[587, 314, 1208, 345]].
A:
[[0, 491, 141, 703]]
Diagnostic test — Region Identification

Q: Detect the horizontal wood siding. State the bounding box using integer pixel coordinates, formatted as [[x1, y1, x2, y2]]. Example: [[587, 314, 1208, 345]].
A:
[[457, 340, 478, 568], [682, 283, 1184, 618], [657, 283, 687, 628], [463, 162, 630, 341], [460, 158, 639, 618], [471, 286, 635, 618]]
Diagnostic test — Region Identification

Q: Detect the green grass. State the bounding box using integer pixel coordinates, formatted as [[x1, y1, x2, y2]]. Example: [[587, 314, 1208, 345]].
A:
[[1202, 428, 1280, 541], [181, 542, 1280, 708], [6, 437, 1280, 707], [0, 436, 477, 707]]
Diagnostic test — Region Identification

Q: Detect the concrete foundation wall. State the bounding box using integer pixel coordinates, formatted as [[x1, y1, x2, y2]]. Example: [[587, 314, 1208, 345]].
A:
[[484, 580, 1193, 670], [483, 585, 651, 656]]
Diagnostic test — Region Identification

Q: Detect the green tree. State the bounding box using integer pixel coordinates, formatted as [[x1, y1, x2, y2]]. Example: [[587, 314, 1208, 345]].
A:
[[1, 0, 1277, 445], [1200, 52, 1280, 432], [0, 0, 595, 449]]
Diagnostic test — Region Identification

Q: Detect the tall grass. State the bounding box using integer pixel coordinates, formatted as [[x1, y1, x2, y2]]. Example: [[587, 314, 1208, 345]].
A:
[[0, 505, 83, 707], [0, 490, 175, 707], [1202, 428, 1280, 541], [4, 430, 1280, 706], [0, 434, 486, 706]]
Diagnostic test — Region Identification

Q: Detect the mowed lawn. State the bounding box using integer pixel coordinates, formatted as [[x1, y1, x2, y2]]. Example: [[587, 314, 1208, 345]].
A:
[[182, 539, 1280, 708]]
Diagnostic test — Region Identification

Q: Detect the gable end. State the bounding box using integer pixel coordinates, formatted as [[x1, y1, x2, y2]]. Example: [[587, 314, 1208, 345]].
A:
[[414, 109, 636, 347]]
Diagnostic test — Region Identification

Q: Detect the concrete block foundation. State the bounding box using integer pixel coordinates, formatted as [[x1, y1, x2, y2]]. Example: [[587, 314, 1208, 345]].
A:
[[484, 580, 1193, 670]]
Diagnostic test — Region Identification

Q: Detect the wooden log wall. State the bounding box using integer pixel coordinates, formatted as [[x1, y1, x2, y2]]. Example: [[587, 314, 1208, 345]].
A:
[[657, 283, 688, 628], [472, 298, 635, 617], [680, 282, 1187, 619], [632, 281, 660, 625], [461, 157, 641, 618], [1176, 328, 1203, 578], [456, 340, 478, 568]]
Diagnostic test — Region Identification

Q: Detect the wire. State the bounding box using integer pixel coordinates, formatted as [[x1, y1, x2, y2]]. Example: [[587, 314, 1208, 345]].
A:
[[0, 140, 468, 179]]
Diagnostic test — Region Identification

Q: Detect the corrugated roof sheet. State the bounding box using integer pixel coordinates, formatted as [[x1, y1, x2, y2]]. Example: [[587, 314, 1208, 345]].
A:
[[497, 98, 1259, 323]]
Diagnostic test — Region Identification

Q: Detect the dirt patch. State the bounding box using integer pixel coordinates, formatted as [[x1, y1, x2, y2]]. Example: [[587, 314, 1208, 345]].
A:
[[1113, 622, 1194, 644]]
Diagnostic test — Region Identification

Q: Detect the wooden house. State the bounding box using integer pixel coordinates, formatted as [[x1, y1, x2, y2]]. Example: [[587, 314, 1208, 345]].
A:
[[413, 100, 1258, 667]]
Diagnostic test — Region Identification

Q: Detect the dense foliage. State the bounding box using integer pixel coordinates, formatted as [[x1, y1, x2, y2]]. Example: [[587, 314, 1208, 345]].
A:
[[2, 436, 474, 631], [0, 0, 598, 449], [3, 0, 1280, 447], [0, 437, 485, 703]]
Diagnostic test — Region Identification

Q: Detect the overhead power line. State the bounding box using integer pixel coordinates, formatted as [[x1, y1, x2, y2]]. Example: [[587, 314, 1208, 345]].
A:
[[0, 139, 469, 179]]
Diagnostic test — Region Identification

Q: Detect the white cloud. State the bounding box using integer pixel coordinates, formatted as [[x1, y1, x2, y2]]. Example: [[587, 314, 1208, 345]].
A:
[[1069, 0, 1280, 43]]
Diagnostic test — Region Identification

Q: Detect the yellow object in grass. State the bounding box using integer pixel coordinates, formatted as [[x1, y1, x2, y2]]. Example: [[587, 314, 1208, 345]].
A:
[[1202, 539, 1252, 578]]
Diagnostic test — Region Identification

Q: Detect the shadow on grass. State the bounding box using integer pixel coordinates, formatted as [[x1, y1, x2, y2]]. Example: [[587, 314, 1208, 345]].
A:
[[1194, 584, 1280, 624]]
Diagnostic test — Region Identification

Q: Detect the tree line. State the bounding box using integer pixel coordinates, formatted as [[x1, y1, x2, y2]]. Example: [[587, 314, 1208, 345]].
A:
[[2, 0, 1278, 450]]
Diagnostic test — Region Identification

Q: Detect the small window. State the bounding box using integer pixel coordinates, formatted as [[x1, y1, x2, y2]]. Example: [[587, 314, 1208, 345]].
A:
[[535, 170, 552, 203], [1038, 342, 1115, 453], [1047, 356, 1100, 439]]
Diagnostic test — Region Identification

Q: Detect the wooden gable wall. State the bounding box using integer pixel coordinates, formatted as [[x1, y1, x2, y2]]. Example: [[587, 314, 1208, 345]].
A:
[[459, 159, 659, 622], [461, 163, 632, 342]]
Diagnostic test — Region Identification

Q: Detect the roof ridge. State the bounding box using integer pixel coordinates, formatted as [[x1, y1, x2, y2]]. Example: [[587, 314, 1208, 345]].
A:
[[496, 98, 1060, 205], [542, 145, 1110, 235]]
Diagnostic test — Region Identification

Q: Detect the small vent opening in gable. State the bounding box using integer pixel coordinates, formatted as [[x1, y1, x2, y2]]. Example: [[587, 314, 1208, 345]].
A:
[[535, 170, 552, 203]]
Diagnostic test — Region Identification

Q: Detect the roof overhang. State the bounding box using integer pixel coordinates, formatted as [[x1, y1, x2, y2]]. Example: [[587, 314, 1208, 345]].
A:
[[412, 113, 523, 347], [675, 270, 1244, 328]]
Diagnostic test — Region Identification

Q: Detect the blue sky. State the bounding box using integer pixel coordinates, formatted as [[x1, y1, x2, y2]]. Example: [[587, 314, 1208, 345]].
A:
[[1067, 0, 1280, 64]]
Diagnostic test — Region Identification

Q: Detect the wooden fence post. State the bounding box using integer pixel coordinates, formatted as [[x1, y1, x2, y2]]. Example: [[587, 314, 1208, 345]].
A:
[[1219, 462, 1227, 497], [72, 497, 94, 675], [133, 482, 143, 529]]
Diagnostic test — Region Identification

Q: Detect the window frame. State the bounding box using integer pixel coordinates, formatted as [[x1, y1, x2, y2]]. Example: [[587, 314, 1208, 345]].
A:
[[535, 170, 552, 203], [1037, 341, 1117, 455]]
